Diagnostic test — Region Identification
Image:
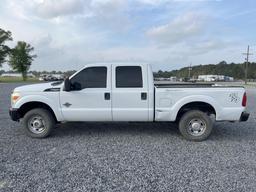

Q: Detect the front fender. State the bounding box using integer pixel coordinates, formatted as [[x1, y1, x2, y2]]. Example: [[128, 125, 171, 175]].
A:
[[14, 95, 63, 121]]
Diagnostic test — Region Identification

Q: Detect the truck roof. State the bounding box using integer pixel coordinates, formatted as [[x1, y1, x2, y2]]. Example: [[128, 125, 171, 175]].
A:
[[84, 62, 149, 67]]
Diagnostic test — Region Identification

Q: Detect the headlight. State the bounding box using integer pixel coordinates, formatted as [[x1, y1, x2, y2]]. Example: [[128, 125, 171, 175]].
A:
[[11, 92, 21, 104]]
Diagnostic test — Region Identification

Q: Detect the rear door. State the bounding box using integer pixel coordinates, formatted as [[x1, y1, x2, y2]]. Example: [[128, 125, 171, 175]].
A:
[[111, 64, 149, 121]]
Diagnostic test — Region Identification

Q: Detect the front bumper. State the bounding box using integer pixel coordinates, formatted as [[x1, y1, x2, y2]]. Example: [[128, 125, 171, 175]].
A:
[[240, 111, 250, 122], [9, 108, 20, 121]]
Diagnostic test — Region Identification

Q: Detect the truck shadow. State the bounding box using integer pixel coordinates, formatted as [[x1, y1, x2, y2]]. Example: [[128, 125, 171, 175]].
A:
[[210, 122, 256, 142], [53, 122, 180, 138], [52, 121, 256, 142]]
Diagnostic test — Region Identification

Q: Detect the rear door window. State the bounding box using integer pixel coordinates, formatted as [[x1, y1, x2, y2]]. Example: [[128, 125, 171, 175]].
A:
[[116, 66, 143, 88]]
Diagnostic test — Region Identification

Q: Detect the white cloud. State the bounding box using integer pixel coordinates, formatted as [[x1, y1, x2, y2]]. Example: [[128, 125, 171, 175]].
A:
[[0, 0, 248, 72], [88, 0, 130, 31], [4, 0, 34, 21], [189, 40, 231, 55], [35, 0, 85, 18], [30, 0, 127, 20], [34, 34, 52, 47], [147, 12, 206, 46], [91, 0, 126, 11], [136, 0, 168, 5]]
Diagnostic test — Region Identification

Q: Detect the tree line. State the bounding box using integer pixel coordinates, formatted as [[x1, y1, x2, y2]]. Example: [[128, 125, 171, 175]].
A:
[[0, 28, 36, 80], [154, 61, 256, 80]]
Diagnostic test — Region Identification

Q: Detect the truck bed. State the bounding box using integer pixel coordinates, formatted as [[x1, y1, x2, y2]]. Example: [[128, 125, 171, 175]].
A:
[[154, 82, 243, 88], [155, 83, 213, 88]]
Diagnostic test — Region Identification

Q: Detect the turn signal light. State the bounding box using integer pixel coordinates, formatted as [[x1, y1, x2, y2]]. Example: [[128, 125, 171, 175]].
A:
[[11, 92, 20, 104]]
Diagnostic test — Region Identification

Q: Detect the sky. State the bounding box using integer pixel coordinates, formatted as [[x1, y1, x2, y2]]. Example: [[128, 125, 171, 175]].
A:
[[1, 0, 256, 71]]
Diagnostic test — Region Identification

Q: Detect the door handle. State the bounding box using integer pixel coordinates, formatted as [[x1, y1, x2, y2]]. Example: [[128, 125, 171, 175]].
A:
[[141, 92, 147, 100], [104, 92, 110, 100]]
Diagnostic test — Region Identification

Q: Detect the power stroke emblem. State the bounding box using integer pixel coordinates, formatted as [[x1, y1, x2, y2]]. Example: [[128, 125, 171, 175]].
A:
[[63, 102, 72, 107], [229, 93, 240, 103]]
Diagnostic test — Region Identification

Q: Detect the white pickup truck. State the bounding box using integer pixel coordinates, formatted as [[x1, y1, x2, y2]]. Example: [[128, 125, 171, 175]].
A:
[[9, 63, 249, 141]]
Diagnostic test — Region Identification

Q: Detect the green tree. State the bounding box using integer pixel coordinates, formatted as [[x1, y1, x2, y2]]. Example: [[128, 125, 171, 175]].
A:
[[218, 60, 227, 65], [153, 62, 256, 80], [8, 41, 37, 81], [0, 28, 12, 67]]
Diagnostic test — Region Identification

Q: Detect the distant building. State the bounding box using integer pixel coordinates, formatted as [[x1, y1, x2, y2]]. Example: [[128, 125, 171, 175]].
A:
[[1, 73, 35, 78], [154, 77, 170, 81], [198, 75, 234, 82], [170, 76, 177, 82], [154, 76, 179, 82]]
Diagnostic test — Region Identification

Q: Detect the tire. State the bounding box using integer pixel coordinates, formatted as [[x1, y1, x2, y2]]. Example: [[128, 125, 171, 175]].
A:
[[178, 110, 213, 141], [22, 108, 55, 138]]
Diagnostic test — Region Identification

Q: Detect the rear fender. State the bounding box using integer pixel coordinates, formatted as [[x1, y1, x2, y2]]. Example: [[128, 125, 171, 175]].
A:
[[171, 95, 221, 121]]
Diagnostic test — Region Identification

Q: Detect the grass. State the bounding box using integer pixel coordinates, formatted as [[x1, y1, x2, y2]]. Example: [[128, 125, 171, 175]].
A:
[[216, 81, 256, 88], [0, 76, 40, 83], [244, 83, 256, 88], [233, 82, 256, 88]]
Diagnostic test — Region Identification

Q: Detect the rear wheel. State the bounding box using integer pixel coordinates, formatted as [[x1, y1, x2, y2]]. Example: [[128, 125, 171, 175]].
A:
[[22, 108, 55, 138], [178, 110, 213, 141]]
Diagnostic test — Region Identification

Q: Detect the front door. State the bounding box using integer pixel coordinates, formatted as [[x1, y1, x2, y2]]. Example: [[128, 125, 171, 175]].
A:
[[60, 66, 112, 121]]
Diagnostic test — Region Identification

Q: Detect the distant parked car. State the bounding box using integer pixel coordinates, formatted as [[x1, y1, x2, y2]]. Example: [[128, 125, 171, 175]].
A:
[[38, 77, 44, 81], [39, 74, 64, 81]]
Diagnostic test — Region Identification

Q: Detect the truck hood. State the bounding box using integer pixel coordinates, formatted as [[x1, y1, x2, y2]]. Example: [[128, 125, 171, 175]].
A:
[[14, 81, 63, 92]]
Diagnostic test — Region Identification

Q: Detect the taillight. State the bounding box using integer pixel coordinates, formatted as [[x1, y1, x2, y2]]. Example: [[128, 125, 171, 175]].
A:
[[242, 92, 247, 107]]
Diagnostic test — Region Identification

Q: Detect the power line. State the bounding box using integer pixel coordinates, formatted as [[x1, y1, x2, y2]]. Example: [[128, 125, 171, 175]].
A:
[[242, 45, 253, 84], [188, 63, 192, 79]]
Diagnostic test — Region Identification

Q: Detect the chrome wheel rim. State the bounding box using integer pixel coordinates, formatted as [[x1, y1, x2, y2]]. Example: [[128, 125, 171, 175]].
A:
[[188, 118, 206, 136], [28, 115, 46, 134]]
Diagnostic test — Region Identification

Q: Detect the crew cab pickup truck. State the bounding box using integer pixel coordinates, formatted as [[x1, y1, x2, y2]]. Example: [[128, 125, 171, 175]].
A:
[[9, 63, 249, 141]]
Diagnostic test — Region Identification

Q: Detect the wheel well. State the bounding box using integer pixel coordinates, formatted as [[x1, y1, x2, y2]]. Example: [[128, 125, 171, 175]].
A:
[[176, 102, 216, 121], [18, 102, 57, 122]]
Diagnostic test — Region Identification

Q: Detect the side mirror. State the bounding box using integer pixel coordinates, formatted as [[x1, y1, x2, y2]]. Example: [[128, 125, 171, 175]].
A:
[[73, 82, 82, 91], [63, 78, 71, 92]]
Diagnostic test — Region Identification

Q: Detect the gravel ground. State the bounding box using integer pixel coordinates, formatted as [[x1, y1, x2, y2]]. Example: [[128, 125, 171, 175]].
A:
[[0, 83, 256, 192]]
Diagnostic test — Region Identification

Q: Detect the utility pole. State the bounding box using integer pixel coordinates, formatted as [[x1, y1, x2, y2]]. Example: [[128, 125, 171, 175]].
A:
[[242, 45, 253, 84], [188, 63, 192, 79]]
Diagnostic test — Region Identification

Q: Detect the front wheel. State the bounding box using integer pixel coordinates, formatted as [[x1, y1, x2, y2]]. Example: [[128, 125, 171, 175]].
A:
[[178, 110, 213, 141], [22, 108, 55, 138]]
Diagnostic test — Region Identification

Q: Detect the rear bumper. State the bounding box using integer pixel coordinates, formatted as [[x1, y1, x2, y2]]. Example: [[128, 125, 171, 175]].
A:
[[9, 108, 20, 121], [240, 111, 250, 122]]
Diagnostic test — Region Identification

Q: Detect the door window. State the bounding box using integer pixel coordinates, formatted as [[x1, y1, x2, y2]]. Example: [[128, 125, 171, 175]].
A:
[[71, 67, 107, 90], [116, 66, 143, 88]]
